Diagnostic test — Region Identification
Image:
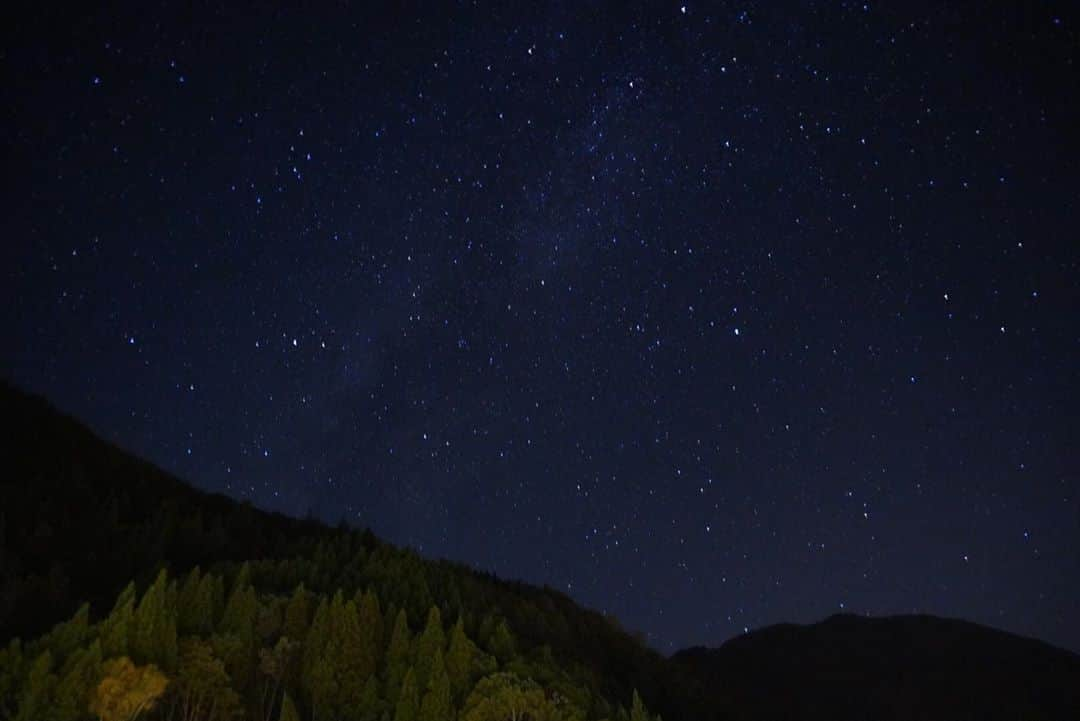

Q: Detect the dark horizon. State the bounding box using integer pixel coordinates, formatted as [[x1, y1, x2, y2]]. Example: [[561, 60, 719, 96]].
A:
[[3, 2, 1078, 655]]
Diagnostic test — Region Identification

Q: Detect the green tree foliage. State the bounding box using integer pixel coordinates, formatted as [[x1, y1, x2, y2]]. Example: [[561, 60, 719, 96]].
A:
[[132, 570, 178, 671], [307, 653, 338, 721], [171, 638, 241, 721], [177, 567, 204, 635], [44, 603, 91, 660], [418, 649, 452, 721], [258, 636, 297, 721], [89, 656, 168, 721], [446, 617, 486, 703], [393, 667, 420, 721], [282, 583, 311, 645], [301, 597, 330, 698], [383, 608, 412, 704], [13, 650, 56, 721], [630, 691, 651, 721], [462, 672, 560, 721], [0, 640, 26, 719], [100, 584, 136, 660], [487, 618, 516, 665], [414, 606, 445, 690], [52, 640, 103, 721]]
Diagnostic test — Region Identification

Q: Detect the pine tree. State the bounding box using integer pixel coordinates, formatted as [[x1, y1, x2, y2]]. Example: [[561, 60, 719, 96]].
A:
[[383, 609, 411, 704], [0, 639, 26, 720], [282, 583, 310, 644], [101, 583, 137, 659], [177, 567, 203, 635], [418, 650, 451, 721], [445, 617, 479, 703], [336, 599, 373, 720], [630, 690, 650, 721], [301, 597, 330, 698], [357, 590, 384, 671], [307, 654, 338, 721], [486, 619, 515, 664], [132, 570, 178, 671], [13, 651, 55, 721], [393, 668, 419, 721], [413, 606, 445, 689], [45, 603, 90, 660], [52, 641, 102, 721]]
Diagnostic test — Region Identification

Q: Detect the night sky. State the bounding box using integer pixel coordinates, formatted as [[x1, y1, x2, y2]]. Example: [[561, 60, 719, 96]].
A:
[[3, 2, 1078, 654]]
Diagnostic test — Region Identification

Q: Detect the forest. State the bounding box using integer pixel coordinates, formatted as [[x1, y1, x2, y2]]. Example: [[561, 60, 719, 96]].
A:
[[0, 562, 664, 721], [0, 382, 684, 721], [3, 382, 1078, 721]]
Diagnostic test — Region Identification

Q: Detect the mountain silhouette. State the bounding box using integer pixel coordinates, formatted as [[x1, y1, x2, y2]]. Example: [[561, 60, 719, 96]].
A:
[[671, 612, 1080, 720]]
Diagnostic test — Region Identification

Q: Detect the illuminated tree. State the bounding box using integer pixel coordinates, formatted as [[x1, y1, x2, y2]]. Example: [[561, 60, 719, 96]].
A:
[[89, 657, 168, 721], [461, 673, 558, 721]]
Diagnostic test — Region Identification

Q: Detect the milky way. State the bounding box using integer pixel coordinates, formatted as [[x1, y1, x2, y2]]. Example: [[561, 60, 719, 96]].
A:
[[3, 2, 1077, 652]]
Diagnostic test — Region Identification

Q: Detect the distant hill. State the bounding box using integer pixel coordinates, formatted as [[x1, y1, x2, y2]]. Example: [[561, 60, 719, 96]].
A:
[[671, 613, 1080, 720], [1, 380, 1078, 720]]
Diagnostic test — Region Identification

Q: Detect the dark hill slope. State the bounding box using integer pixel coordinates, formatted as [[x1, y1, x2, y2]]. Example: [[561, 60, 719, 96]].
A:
[[0, 381, 668, 717], [670, 612, 1080, 721]]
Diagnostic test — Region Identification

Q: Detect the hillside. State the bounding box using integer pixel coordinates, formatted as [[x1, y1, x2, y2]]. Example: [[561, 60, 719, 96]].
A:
[[671, 613, 1080, 720], [1, 381, 1078, 720], [0, 382, 669, 720]]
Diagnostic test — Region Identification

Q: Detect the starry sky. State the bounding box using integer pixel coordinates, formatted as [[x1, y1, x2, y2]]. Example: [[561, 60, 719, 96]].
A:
[[3, 2, 1078, 653]]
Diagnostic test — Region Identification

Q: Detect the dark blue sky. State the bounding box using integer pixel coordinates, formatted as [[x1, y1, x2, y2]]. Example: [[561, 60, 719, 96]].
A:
[[3, 2, 1077, 653]]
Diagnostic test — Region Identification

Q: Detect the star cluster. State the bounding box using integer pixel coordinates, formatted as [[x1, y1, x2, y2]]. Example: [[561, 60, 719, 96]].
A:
[[3, 2, 1077, 652]]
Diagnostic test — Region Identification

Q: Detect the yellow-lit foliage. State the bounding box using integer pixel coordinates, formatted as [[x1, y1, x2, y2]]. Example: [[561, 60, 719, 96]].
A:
[[89, 656, 168, 721]]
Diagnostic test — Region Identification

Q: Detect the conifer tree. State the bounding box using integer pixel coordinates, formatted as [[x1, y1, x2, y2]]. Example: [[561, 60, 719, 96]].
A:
[[132, 570, 178, 671], [209, 575, 226, 628], [301, 597, 330, 697], [357, 589, 384, 670], [282, 583, 310, 645], [101, 583, 137, 659], [46, 603, 90, 660], [418, 649, 451, 721], [414, 606, 445, 689], [0, 639, 26, 720], [13, 651, 55, 721], [307, 654, 338, 721], [358, 674, 382, 721], [445, 617, 480, 702], [393, 668, 419, 721], [177, 567, 203, 635], [52, 640, 102, 721], [486, 619, 515, 664], [335, 599, 373, 719], [383, 609, 412, 705], [630, 690, 649, 721]]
